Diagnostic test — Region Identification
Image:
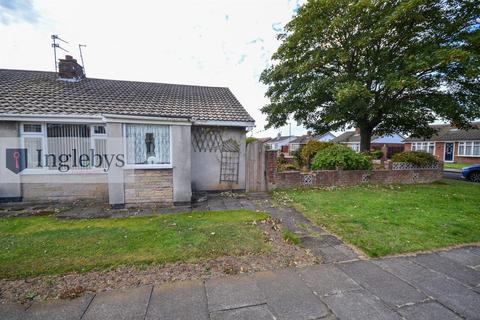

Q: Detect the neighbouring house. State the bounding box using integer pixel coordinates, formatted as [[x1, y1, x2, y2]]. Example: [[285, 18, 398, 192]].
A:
[[333, 129, 405, 157], [404, 122, 480, 164], [288, 131, 336, 155], [0, 56, 254, 206], [265, 133, 297, 154]]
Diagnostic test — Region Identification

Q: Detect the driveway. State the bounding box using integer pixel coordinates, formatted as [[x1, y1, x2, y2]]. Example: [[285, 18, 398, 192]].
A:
[[2, 246, 479, 320]]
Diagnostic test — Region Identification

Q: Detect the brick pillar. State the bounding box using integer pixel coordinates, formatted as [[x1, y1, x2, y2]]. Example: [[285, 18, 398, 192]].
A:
[[265, 150, 278, 186]]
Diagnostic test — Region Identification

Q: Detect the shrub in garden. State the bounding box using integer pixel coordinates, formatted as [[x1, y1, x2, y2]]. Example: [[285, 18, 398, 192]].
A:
[[370, 150, 384, 160], [292, 148, 305, 169], [300, 140, 333, 166], [312, 144, 373, 170], [277, 153, 287, 164], [391, 151, 437, 166], [246, 137, 257, 144], [277, 163, 298, 172]]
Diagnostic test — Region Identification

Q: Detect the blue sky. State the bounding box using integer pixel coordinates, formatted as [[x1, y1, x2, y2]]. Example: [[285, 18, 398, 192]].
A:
[[0, 0, 307, 137]]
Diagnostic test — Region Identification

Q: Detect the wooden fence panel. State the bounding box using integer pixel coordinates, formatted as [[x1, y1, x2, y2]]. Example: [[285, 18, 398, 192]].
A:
[[245, 141, 266, 192]]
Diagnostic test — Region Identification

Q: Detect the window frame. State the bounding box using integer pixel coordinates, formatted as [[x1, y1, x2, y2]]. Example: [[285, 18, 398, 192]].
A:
[[458, 141, 480, 157], [411, 142, 436, 155], [20, 122, 107, 174], [122, 124, 173, 169]]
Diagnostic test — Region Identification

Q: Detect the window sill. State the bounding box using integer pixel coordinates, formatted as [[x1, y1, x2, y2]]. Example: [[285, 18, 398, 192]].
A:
[[457, 155, 480, 158], [123, 165, 173, 170]]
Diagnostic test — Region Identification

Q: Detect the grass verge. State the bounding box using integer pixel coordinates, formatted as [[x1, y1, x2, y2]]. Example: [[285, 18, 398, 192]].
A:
[[279, 179, 480, 257]]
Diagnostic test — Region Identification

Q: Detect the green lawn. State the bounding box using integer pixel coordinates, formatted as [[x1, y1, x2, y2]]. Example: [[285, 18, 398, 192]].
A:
[[280, 179, 480, 257], [444, 163, 474, 170], [0, 210, 270, 278]]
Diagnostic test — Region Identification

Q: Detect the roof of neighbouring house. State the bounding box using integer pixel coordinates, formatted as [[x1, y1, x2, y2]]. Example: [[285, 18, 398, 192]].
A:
[[333, 131, 405, 144], [267, 135, 297, 144], [404, 122, 480, 142], [289, 135, 312, 144], [0, 69, 254, 123]]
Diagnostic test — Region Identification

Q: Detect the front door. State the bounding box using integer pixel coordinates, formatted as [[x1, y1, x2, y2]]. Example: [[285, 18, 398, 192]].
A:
[[444, 142, 454, 162]]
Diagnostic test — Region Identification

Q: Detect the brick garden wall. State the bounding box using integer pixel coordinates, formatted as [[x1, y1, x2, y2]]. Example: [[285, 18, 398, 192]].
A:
[[266, 150, 443, 190], [124, 169, 173, 205]]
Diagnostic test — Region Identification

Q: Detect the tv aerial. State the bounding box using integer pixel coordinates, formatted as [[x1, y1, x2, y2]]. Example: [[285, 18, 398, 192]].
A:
[[51, 35, 69, 73]]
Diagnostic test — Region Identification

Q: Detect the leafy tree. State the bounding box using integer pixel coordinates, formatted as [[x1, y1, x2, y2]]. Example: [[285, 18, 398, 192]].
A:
[[261, 0, 480, 151]]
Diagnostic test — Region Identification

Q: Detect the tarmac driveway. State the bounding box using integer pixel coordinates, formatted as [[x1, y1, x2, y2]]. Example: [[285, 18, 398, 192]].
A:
[[2, 246, 479, 320]]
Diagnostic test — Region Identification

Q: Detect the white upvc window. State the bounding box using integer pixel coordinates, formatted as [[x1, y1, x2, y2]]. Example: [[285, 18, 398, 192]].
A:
[[20, 122, 107, 171], [350, 143, 360, 152], [411, 142, 435, 155], [458, 141, 480, 157], [124, 124, 171, 168]]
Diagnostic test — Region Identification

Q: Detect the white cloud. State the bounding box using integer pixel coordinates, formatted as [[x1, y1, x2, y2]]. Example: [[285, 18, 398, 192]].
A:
[[0, 0, 307, 137]]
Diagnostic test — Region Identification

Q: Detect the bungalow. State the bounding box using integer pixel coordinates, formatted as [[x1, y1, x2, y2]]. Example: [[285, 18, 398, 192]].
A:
[[404, 123, 480, 164], [0, 56, 254, 206], [288, 132, 336, 155], [333, 129, 405, 157], [265, 134, 297, 153]]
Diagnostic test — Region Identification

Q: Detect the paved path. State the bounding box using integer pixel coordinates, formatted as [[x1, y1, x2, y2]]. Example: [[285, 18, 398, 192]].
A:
[[2, 246, 479, 320], [200, 194, 360, 263]]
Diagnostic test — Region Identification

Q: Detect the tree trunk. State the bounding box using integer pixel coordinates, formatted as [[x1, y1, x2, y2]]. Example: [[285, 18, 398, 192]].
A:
[[359, 128, 372, 152]]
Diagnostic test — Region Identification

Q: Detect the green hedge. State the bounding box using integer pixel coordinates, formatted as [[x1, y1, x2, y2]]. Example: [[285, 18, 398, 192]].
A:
[[312, 144, 373, 170], [391, 151, 437, 166]]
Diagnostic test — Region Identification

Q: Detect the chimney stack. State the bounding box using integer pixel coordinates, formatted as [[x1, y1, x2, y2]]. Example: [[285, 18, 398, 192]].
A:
[[58, 55, 85, 81], [306, 131, 312, 136], [355, 128, 361, 134]]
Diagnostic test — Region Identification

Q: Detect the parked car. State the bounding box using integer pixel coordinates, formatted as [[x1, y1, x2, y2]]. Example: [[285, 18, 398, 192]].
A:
[[461, 164, 480, 182]]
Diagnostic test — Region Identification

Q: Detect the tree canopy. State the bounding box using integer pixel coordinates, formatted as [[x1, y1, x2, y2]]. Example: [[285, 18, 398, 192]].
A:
[[261, 0, 480, 151]]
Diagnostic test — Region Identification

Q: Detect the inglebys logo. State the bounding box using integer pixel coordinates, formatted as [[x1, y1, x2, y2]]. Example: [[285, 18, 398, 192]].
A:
[[6, 148, 28, 174], [5, 148, 125, 174]]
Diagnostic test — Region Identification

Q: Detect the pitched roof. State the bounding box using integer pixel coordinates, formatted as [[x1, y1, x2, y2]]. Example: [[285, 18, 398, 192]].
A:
[[333, 131, 404, 144], [404, 122, 480, 142], [267, 135, 297, 143], [332, 131, 362, 143], [0, 69, 254, 123]]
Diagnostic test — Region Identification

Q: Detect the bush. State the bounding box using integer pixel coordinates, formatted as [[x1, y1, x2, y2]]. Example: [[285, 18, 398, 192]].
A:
[[277, 153, 286, 165], [300, 140, 334, 166], [246, 137, 257, 144], [312, 144, 373, 170], [277, 163, 298, 172], [391, 151, 437, 166], [370, 150, 384, 160], [292, 148, 305, 169]]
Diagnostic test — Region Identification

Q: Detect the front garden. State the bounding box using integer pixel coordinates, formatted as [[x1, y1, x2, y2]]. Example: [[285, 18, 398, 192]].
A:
[[278, 179, 480, 257], [0, 210, 271, 278]]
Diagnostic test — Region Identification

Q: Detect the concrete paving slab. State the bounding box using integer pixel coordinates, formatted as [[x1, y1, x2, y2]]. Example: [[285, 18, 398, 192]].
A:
[[411, 253, 480, 288], [438, 247, 480, 268], [255, 270, 329, 320], [412, 275, 480, 320], [205, 275, 266, 312], [145, 280, 208, 320], [0, 303, 27, 320], [375, 257, 480, 319], [338, 260, 427, 307], [373, 257, 443, 283], [25, 294, 93, 320], [316, 245, 357, 263], [298, 264, 361, 296], [82, 285, 152, 320], [210, 304, 276, 320], [322, 290, 402, 320], [398, 301, 463, 320]]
